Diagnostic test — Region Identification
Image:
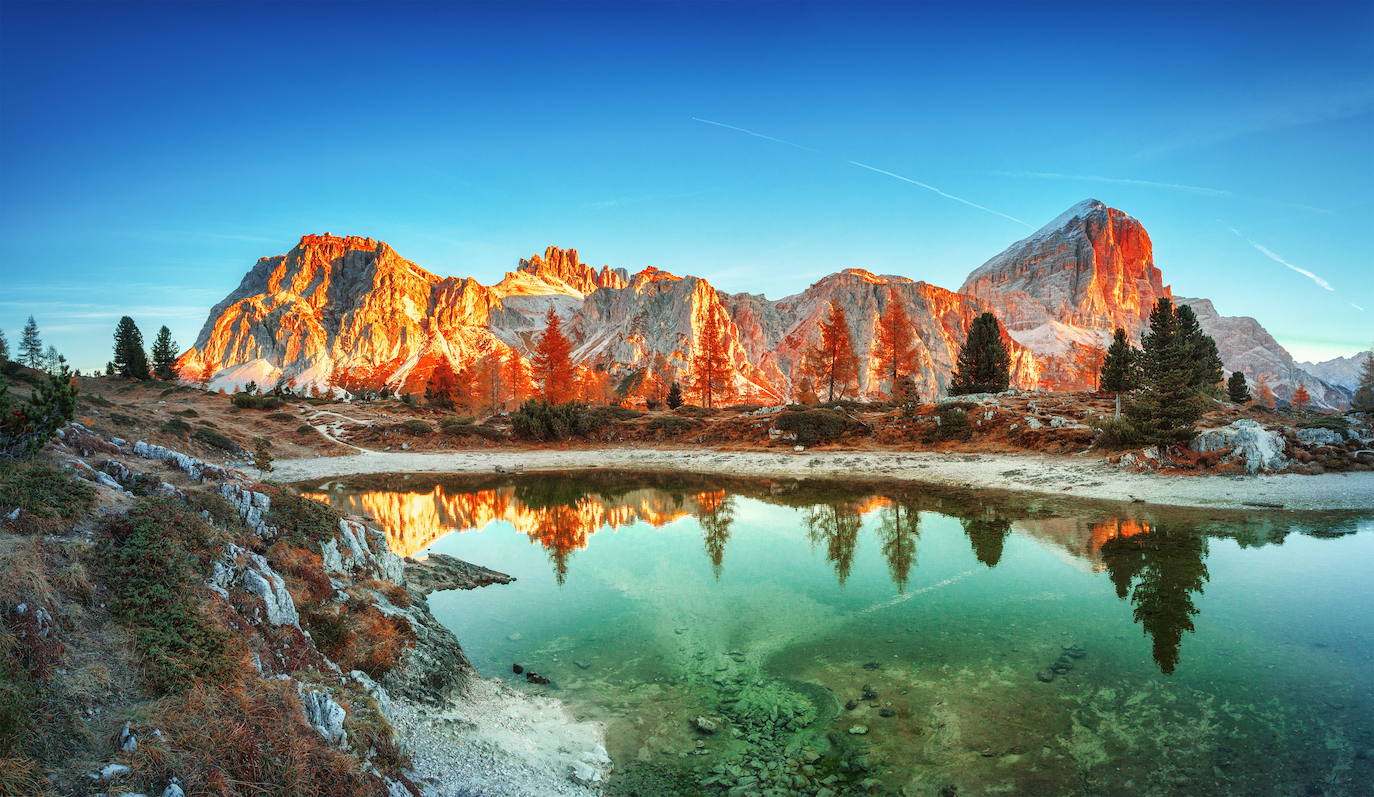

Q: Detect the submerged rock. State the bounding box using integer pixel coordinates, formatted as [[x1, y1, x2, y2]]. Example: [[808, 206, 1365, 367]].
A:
[[848, 725, 869, 735], [693, 715, 719, 735], [1036, 669, 1055, 683]]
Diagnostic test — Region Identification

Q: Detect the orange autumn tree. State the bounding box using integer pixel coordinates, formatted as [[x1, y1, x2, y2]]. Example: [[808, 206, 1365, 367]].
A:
[[502, 349, 533, 409], [1255, 373, 1275, 408], [1291, 382, 1310, 412], [690, 309, 733, 408], [425, 357, 468, 409], [804, 302, 860, 402], [472, 354, 504, 414], [532, 306, 577, 403], [873, 289, 918, 397]]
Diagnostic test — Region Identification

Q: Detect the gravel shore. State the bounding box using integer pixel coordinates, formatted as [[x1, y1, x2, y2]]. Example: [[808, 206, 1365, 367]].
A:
[[275, 448, 1374, 512]]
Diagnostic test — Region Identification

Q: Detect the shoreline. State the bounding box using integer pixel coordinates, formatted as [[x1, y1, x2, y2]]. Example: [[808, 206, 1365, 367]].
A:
[[271, 447, 1374, 512]]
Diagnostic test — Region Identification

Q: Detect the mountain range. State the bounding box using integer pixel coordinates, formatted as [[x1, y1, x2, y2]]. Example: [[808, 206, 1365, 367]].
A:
[[176, 199, 1351, 409]]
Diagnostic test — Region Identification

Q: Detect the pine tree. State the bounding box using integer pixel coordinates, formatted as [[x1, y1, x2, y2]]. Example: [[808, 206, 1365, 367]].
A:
[[112, 316, 150, 379], [1255, 373, 1275, 409], [796, 376, 819, 406], [1353, 350, 1374, 412], [949, 312, 1011, 395], [0, 328, 8, 363], [253, 438, 274, 473], [533, 306, 576, 404], [1226, 371, 1251, 404], [874, 290, 917, 397], [803, 302, 860, 402], [19, 316, 43, 370], [1291, 383, 1310, 412], [892, 373, 919, 411], [1125, 298, 1206, 445], [0, 364, 78, 460], [690, 310, 733, 408], [105, 361, 116, 377], [665, 381, 683, 409], [1099, 328, 1139, 393], [1174, 304, 1223, 392], [150, 325, 180, 380]]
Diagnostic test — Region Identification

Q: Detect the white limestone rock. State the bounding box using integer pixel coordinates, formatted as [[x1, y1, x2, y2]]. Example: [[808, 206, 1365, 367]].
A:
[[300, 689, 348, 747], [1191, 419, 1289, 474]]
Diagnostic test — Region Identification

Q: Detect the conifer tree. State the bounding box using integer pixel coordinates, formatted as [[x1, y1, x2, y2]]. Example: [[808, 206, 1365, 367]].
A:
[[253, 438, 274, 473], [803, 302, 860, 402], [796, 376, 819, 406], [949, 312, 1011, 395], [43, 346, 62, 374], [1174, 304, 1223, 392], [874, 290, 917, 397], [1353, 350, 1374, 412], [19, 316, 43, 370], [1291, 383, 1310, 412], [647, 351, 674, 407], [473, 354, 504, 413], [1099, 328, 1139, 393], [150, 325, 180, 380], [1124, 298, 1206, 445], [892, 374, 919, 412], [1255, 373, 1275, 408], [0, 363, 78, 459], [105, 361, 116, 377], [112, 316, 150, 379], [665, 381, 683, 409], [1226, 371, 1251, 404], [426, 358, 465, 409], [502, 350, 533, 409], [0, 328, 8, 363], [533, 306, 576, 404], [690, 310, 733, 408]]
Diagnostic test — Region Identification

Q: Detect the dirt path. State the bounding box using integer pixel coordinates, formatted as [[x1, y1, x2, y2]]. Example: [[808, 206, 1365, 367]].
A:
[[272, 448, 1374, 512]]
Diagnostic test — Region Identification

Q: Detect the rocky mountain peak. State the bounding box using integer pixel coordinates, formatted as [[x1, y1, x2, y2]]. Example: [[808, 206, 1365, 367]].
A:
[[518, 245, 626, 294]]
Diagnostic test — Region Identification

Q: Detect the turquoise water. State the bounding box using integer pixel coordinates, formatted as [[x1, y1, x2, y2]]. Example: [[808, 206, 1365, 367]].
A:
[[304, 472, 1374, 796]]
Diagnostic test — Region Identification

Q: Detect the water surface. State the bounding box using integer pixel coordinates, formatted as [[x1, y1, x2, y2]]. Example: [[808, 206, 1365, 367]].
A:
[[303, 472, 1374, 796]]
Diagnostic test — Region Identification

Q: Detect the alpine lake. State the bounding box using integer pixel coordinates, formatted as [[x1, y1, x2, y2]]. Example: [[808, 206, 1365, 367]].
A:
[[299, 471, 1374, 796]]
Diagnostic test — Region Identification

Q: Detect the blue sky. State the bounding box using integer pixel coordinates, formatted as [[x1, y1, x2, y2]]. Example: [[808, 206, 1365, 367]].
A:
[[1, 0, 1370, 370]]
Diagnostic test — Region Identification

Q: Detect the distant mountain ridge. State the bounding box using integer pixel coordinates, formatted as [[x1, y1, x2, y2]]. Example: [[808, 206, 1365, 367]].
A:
[[176, 200, 1349, 408]]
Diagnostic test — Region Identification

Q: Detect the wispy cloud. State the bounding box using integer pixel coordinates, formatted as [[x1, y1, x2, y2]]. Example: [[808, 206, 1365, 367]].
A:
[[1230, 228, 1333, 291], [1351, 302, 1365, 312], [849, 161, 1032, 227], [691, 117, 819, 153], [692, 116, 1030, 228], [993, 170, 1232, 197]]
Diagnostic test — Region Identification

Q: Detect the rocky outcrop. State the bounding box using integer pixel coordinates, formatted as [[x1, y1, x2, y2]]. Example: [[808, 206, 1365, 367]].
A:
[[1190, 419, 1289, 474], [404, 553, 515, 596]]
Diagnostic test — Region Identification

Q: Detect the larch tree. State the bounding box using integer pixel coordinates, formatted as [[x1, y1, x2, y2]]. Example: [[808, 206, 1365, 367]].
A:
[[1099, 328, 1139, 393], [796, 376, 820, 406], [1291, 383, 1311, 412], [690, 309, 734, 408], [425, 358, 465, 409], [949, 312, 1011, 395], [1226, 371, 1251, 404], [533, 306, 577, 404], [472, 354, 504, 414], [803, 302, 860, 402], [1353, 350, 1374, 412], [502, 349, 533, 409], [645, 351, 674, 407], [19, 316, 43, 370], [1255, 373, 1276, 408], [112, 316, 150, 380], [873, 290, 917, 398], [150, 325, 180, 380]]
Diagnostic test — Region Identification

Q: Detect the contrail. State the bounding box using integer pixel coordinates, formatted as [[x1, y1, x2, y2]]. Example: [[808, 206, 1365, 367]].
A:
[[691, 117, 820, 153], [691, 116, 1030, 227], [849, 161, 1032, 227], [994, 170, 1232, 197], [1230, 228, 1334, 291]]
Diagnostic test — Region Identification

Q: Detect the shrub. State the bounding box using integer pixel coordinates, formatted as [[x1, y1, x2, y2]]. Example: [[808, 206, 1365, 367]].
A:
[[231, 392, 284, 411], [726, 403, 763, 413], [109, 412, 139, 427], [99, 498, 232, 691], [1297, 415, 1351, 433], [673, 404, 716, 418], [924, 405, 973, 443], [773, 408, 854, 445], [160, 418, 192, 435], [396, 419, 432, 436], [1090, 416, 1143, 448], [439, 416, 476, 429], [0, 461, 96, 521], [265, 412, 295, 422], [176, 407, 199, 417], [296, 424, 315, 435], [83, 393, 115, 407], [268, 492, 343, 544], [648, 416, 696, 435], [511, 400, 606, 441], [587, 405, 642, 424], [439, 422, 506, 441], [192, 427, 241, 453]]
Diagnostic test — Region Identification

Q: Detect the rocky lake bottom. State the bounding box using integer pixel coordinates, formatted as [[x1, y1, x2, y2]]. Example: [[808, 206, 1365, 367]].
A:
[[301, 471, 1374, 796]]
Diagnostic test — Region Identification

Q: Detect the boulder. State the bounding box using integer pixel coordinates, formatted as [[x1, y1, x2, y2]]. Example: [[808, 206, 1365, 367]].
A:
[[1295, 426, 1345, 446], [300, 689, 348, 747], [1190, 419, 1288, 474]]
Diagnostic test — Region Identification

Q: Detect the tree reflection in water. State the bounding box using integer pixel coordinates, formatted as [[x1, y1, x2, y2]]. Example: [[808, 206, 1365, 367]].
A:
[[307, 472, 1360, 675]]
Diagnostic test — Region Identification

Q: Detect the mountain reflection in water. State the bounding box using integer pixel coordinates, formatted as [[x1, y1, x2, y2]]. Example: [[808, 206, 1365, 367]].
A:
[[301, 471, 1366, 679]]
